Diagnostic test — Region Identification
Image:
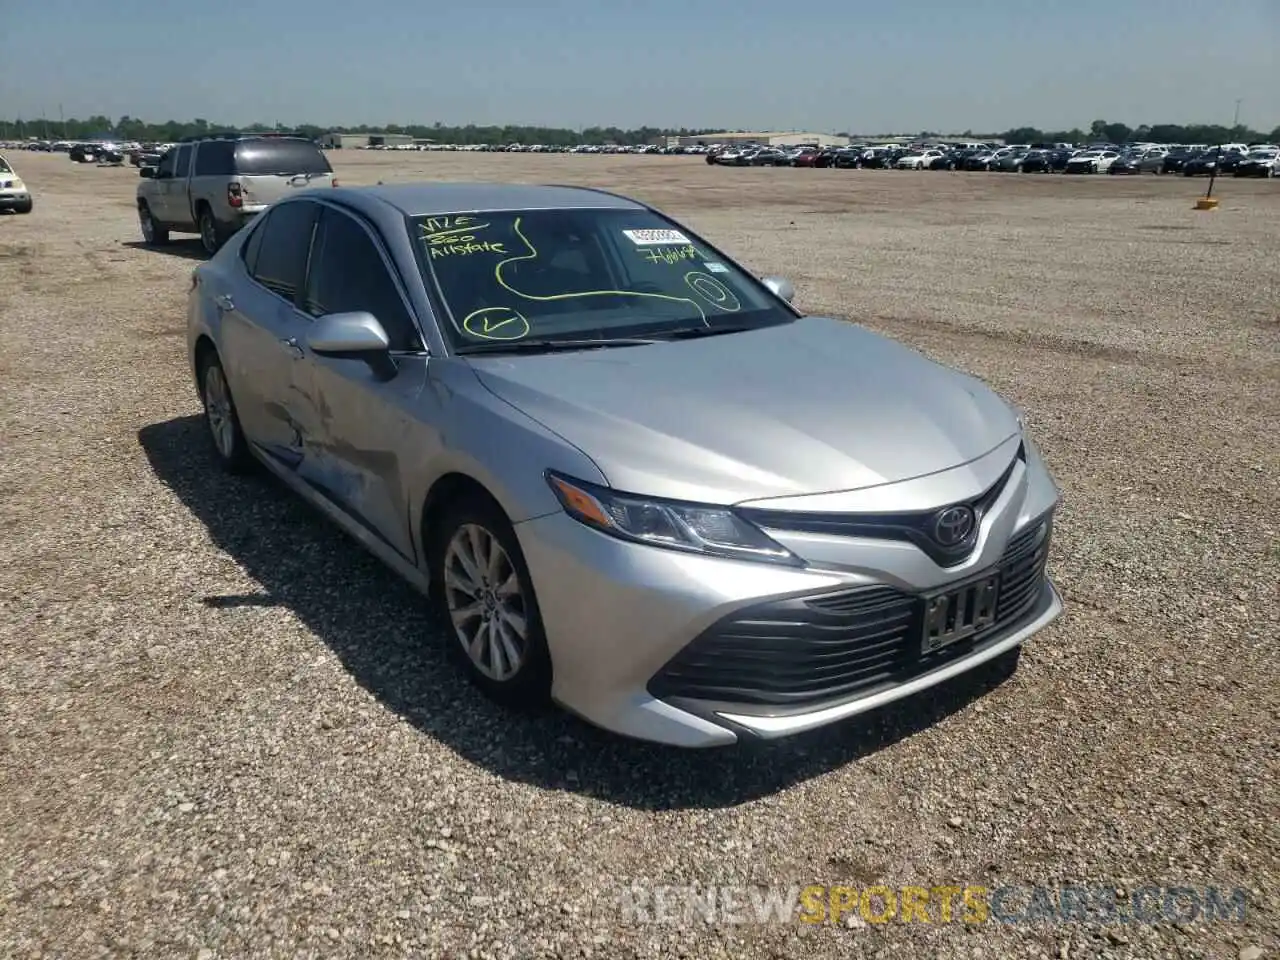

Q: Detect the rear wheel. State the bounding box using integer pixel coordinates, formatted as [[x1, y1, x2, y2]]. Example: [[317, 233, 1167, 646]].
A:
[[198, 207, 224, 256], [198, 351, 253, 473]]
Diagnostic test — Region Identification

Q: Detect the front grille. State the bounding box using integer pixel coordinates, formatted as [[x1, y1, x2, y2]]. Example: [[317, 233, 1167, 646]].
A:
[[737, 444, 1024, 568], [648, 516, 1052, 708]]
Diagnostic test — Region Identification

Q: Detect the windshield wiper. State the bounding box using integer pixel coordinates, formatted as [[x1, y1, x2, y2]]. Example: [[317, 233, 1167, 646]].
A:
[[651, 323, 759, 340], [454, 337, 658, 356]]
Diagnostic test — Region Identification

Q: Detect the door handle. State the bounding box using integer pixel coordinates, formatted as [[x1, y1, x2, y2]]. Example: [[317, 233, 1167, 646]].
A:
[[214, 294, 235, 312], [280, 337, 305, 359]]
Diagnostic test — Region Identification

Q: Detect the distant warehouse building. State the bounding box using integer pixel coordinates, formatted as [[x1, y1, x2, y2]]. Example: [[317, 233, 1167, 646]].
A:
[[320, 131, 416, 149], [661, 131, 849, 148]]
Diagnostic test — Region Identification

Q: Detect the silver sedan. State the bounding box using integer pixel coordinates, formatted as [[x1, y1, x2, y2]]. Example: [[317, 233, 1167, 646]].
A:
[[186, 182, 1064, 747]]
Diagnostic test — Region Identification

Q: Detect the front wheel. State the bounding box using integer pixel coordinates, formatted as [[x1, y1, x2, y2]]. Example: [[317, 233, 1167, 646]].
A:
[[432, 500, 552, 707], [14, 198, 32, 214], [139, 203, 169, 244]]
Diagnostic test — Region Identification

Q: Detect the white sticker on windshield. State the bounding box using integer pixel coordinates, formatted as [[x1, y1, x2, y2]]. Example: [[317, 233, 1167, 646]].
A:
[[704, 262, 729, 273], [623, 228, 692, 246]]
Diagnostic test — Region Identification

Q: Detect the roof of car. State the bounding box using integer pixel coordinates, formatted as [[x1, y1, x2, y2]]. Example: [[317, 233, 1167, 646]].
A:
[[344, 182, 646, 217]]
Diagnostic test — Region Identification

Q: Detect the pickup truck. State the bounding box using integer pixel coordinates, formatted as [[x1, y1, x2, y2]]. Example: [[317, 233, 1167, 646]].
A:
[[136, 134, 336, 255]]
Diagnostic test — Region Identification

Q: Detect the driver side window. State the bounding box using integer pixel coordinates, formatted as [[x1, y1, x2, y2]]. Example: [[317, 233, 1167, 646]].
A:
[[303, 209, 421, 352]]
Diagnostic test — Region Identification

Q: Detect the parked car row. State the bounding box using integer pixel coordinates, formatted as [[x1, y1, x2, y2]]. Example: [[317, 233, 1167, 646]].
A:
[[703, 141, 1280, 176], [338, 143, 715, 154]]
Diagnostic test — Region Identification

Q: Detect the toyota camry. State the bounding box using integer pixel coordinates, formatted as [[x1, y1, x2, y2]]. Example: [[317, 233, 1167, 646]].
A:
[[186, 182, 1064, 747]]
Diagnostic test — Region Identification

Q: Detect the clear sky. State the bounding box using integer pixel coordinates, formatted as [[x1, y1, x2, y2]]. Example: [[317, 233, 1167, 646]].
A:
[[1, 0, 1276, 133]]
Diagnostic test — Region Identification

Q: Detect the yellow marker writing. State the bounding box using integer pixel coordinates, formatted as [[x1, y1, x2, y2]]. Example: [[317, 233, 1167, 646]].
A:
[[461, 307, 532, 341]]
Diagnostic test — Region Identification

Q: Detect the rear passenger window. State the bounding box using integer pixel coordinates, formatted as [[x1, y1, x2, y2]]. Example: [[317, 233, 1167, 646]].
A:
[[240, 216, 267, 273], [249, 201, 318, 303], [303, 209, 420, 351]]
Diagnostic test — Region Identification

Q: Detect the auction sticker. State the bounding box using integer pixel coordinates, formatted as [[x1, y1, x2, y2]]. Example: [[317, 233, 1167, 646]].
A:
[[703, 262, 729, 273], [623, 229, 692, 246]]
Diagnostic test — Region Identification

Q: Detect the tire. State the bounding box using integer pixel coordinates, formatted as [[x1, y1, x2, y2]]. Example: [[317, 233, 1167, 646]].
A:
[[138, 202, 169, 245], [14, 198, 32, 214], [197, 351, 253, 473], [198, 207, 224, 256], [430, 498, 552, 707]]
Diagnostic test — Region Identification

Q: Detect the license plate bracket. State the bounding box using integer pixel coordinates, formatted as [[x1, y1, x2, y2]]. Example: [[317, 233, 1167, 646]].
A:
[[921, 571, 999, 654]]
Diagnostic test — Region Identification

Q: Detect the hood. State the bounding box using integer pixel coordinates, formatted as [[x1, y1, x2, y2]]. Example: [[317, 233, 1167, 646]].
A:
[[468, 316, 1019, 504]]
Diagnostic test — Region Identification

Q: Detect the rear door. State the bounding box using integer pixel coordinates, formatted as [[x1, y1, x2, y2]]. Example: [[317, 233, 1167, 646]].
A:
[[289, 205, 433, 561], [233, 139, 335, 211], [218, 199, 321, 465]]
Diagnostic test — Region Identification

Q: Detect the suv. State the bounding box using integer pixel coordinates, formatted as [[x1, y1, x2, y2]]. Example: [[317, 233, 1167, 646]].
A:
[[137, 134, 336, 254]]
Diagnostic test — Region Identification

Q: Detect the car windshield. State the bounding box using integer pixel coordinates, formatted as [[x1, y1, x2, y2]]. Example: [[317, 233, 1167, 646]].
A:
[[1248, 150, 1276, 159], [0, 157, 12, 174], [413, 208, 795, 348]]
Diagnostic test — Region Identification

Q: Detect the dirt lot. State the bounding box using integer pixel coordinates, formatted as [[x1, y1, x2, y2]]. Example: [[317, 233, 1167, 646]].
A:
[[1, 150, 1277, 960]]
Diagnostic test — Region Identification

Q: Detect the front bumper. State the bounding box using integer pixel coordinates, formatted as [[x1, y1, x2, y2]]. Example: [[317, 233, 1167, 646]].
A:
[[516, 442, 1063, 747], [0, 189, 31, 209]]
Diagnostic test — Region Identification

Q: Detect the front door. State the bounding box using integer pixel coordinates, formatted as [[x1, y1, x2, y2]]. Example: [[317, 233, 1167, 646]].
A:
[[218, 199, 320, 465], [289, 206, 434, 562], [148, 149, 179, 222], [156, 144, 193, 225]]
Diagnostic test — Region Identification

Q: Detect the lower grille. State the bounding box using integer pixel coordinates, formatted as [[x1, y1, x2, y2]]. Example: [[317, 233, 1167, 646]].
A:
[[648, 517, 1052, 708]]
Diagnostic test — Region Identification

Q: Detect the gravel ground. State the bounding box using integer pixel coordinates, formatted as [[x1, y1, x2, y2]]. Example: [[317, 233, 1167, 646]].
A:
[[1, 151, 1277, 960]]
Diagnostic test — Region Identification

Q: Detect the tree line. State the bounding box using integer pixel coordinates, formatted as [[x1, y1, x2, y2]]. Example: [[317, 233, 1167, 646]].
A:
[[993, 119, 1278, 147], [0, 115, 720, 146], [1, 114, 1277, 146]]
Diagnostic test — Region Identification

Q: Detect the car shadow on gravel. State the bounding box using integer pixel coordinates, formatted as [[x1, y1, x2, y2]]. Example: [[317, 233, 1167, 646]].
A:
[[140, 415, 1019, 811], [121, 240, 207, 260]]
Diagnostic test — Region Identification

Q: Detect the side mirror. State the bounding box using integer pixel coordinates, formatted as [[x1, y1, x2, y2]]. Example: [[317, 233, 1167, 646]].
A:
[[761, 276, 796, 303], [138, 166, 155, 178], [306, 311, 398, 381]]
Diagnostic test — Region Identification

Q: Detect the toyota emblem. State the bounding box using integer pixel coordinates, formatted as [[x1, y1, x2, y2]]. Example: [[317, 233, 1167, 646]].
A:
[[933, 506, 976, 547]]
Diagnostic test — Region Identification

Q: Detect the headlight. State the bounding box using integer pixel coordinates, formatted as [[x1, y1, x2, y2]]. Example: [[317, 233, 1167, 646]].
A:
[[546, 472, 802, 566]]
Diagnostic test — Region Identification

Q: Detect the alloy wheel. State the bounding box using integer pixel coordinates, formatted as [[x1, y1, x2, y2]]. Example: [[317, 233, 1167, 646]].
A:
[[200, 214, 218, 255], [203, 364, 236, 459], [443, 523, 528, 682]]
